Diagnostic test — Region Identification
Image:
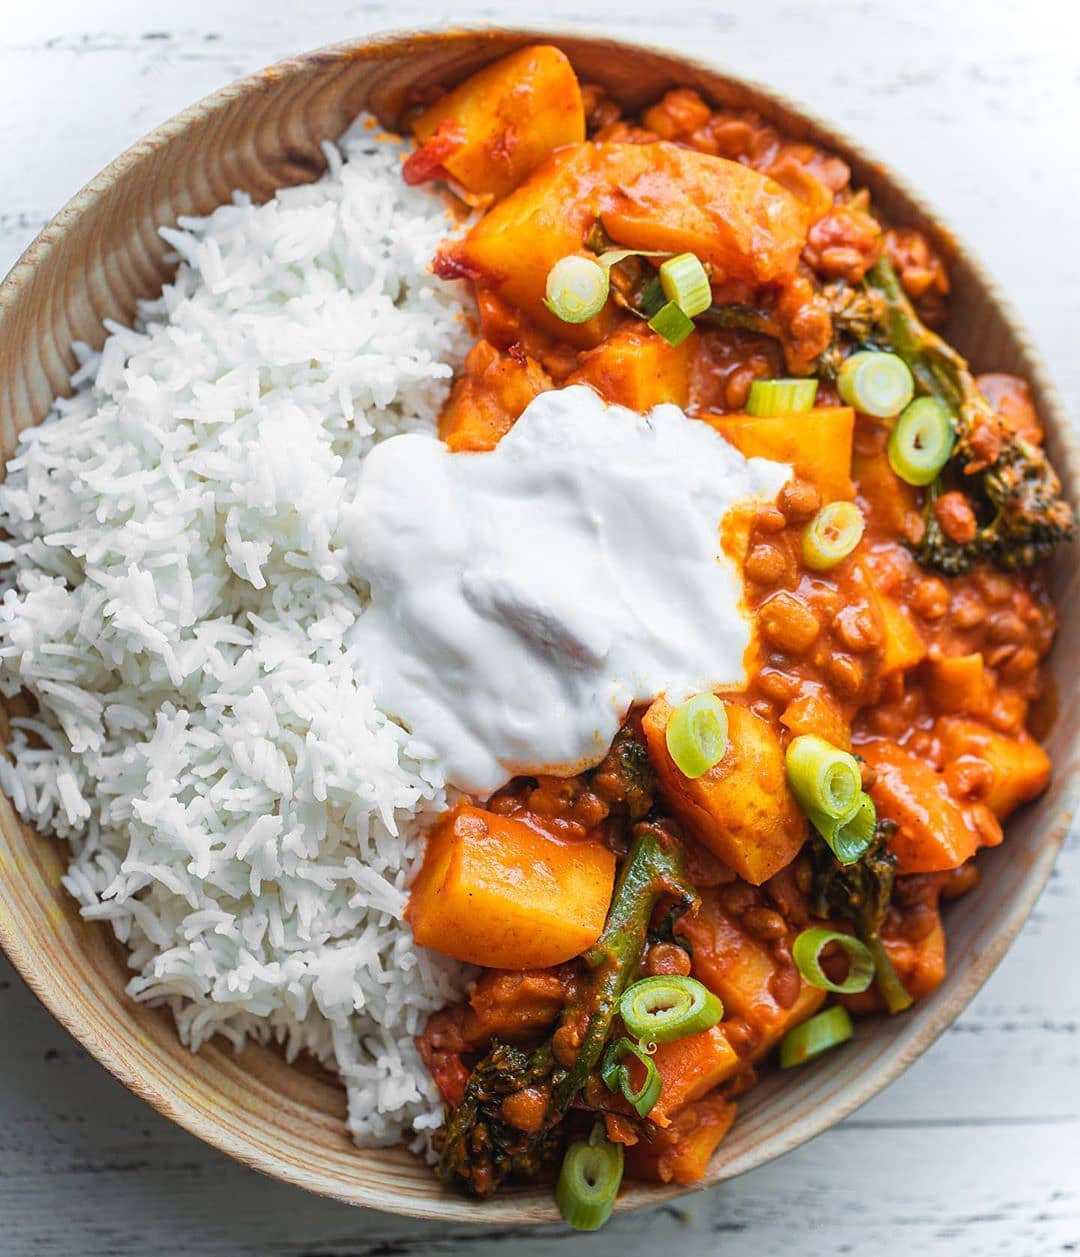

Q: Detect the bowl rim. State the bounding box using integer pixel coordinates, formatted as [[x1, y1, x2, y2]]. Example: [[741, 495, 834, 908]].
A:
[[0, 22, 1077, 1225]]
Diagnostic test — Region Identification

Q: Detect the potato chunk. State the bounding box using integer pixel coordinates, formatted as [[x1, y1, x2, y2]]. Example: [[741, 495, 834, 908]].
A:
[[703, 406, 855, 503], [852, 432, 920, 536], [751, 982, 828, 1060], [446, 140, 809, 346], [567, 324, 693, 412], [854, 558, 927, 676], [875, 592, 927, 675], [406, 805, 615, 968], [439, 339, 552, 451], [642, 698, 806, 885], [779, 692, 851, 751], [407, 45, 585, 201], [624, 1094, 737, 1185], [927, 652, 989, 716], [677, 889, 825, 1043], [861, 738, 1002, 873], [629, 1026, 740, 1127], [446, 144, 619, 347], [935, 716, 1050, 820], [596, 142, 810, 286]]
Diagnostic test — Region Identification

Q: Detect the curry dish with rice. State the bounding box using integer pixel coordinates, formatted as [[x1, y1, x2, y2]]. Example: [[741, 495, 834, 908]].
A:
[[392, 45, 1073, 1225], [0, 39, 1071, 1233]]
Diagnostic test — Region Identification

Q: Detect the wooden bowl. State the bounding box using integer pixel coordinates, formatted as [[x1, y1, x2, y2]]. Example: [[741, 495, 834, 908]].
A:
[[0, 26, 1077, 1225]]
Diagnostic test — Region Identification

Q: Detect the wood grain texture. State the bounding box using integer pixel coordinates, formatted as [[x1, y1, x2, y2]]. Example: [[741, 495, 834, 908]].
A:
[[0, 2, 1076, 1257]]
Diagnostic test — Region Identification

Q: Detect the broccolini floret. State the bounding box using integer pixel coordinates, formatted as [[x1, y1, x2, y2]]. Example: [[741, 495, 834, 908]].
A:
[[821, 258, 1075, 573]]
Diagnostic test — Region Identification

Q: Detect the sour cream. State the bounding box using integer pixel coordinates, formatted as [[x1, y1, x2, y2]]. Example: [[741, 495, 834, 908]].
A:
[[343, 386, 789, 795]]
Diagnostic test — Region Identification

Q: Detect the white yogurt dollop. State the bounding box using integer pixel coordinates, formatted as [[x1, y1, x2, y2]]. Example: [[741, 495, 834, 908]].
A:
[[343, 385, 789, 795]]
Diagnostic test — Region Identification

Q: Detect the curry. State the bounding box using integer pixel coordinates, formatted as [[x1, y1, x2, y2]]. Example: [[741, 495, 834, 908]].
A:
[[396, 45, 1072, 1227]]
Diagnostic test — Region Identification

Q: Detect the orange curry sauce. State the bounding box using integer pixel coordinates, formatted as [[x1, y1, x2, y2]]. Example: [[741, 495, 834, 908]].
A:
[[402, 64, 1057, 1189]]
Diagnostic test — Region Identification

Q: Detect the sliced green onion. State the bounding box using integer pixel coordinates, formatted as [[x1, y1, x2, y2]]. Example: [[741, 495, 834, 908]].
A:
[[619, 975, 723, 1044], [665, 693, 729, 779], [746, 377, 819, 417], [793, 928, 875, 995], [785, 734, 861, 822], [659, 252, 712, 318], [601, 1037, 662, 1117], [544, 255, 610, 324], [888, 396, 955, 486], [838, 791, 877, 862], [648, 299, 696, 347], [809, 790, 877, 865], [779, 1004, 854, 1068], [556, 1124, 624, 1231], [837, 351, 915, 418], [801, 501, 865, 571]]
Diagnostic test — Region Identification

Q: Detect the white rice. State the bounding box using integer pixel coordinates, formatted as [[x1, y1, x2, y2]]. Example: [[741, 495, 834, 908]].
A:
[[0, 119, 475, 1147]]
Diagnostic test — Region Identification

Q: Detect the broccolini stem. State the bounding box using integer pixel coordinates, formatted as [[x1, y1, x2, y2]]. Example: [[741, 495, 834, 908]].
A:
[[551, 821, 698, 1111], [866, 257, 992, 436], [701, 302, 781, 339], [436, 820, 698, 1197]]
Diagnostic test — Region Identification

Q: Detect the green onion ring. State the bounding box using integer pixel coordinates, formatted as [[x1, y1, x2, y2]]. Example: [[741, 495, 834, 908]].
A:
[[801, 501, 865, 571], [556, 1124, 625, 1231], [648, 299, 696, 347], [792, 928, 875, 995], [658, 252, 712, 318], [601, 1037, 662, 1117], [619, 975, 723, 1044], [544, 255, 610, 324], [888, 396, 955, 486], [785, 734, 862, 822], [665, 693, 729, 780], [809, 790, 877, 865], [837, 350, 915, 418], [746, 377, 819, 417], [779, 1004, 854, 1068]]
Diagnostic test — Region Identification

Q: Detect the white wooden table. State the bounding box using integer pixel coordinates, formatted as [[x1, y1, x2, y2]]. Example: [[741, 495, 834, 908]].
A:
[[1, 2, 1077, 1253]]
